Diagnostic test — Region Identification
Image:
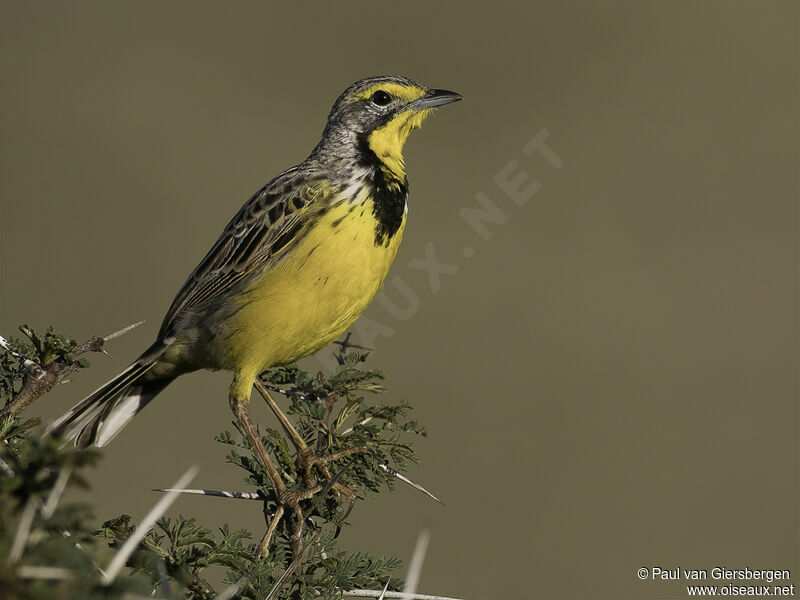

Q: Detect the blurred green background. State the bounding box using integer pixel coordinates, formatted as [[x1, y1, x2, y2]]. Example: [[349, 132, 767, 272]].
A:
[[1, 2, 797, 598]]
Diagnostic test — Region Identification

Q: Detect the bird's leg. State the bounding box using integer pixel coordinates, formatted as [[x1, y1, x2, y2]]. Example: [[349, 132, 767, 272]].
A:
[[256, 505, 283, 556], [248, 377, 373, 555], [254, 379, 340, 493], [253, 379, 360, 502], [229, 395, 304, 556], [252, 379, 318, 492], [253, 378, 311, 460], [229, 395, 288, 497]]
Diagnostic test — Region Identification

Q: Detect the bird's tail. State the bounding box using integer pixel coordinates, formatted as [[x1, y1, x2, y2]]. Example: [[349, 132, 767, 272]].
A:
[[46, 347, 171, 448]]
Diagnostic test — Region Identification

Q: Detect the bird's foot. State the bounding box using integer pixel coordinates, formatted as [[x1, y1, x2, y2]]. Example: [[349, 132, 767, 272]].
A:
[[244, 381, 376, 558]]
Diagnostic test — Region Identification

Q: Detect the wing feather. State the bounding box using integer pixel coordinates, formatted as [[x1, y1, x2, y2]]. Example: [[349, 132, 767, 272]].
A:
[[157, 170, 329, 340]]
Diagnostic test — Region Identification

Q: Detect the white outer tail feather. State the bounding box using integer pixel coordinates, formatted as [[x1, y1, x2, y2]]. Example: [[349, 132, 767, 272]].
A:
[[94, 391, 144, 447], [45, 358, 167, 448], [44, 363, 142, 436]]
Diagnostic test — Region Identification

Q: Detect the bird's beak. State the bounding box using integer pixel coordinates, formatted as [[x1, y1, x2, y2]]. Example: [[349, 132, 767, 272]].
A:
[[414, 88, 464, 109]]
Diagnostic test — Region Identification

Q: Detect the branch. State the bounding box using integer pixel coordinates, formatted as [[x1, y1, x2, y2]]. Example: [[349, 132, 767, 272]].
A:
[[0, 320, 143, 420], [403, 529, 430, 594], [0, 335, 44, 376]]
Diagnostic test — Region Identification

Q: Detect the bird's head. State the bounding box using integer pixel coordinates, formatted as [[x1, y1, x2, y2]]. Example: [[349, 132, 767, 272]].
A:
[[317, 75, 462, 179]]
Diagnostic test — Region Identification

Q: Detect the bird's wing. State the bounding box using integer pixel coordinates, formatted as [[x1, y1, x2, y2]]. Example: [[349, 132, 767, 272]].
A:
[[157, 170, 332, 340]]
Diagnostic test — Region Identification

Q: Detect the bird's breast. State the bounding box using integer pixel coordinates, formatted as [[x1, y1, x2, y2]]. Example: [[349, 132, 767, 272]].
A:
[[221, 196, 406, 372]]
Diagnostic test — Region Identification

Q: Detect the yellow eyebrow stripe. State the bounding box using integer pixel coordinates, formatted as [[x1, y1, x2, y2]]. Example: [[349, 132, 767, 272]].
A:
[[356, 82, 426, 102]]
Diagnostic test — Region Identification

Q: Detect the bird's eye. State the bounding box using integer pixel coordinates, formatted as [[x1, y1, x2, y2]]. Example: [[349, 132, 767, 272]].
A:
[[370, 90, 392, 106]]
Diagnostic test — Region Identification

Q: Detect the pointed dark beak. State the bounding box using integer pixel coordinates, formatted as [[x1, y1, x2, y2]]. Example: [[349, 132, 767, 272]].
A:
[[415, 88, 464, 109]]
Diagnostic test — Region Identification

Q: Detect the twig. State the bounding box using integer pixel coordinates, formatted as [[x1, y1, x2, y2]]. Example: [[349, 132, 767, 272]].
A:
[[0, 456, 15, 477], [63, 529, 107, 578], [403, 529, 430, 594], [0, 320, 144, 420], [379, 465, 444, 505], [0, 334, 44, 376], [258, 380, 310, 401], [152, 487, 261, 500], [101, 465, 198, 585], [264, 529, 322, 600], [333, 332, 373, 354]]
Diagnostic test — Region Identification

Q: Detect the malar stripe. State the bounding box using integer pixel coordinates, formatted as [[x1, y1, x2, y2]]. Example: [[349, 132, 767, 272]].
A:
[[355, 135, 408, 246]]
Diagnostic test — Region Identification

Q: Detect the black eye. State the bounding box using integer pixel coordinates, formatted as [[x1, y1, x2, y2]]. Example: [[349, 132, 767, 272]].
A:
[[370, 90, 392, 106]]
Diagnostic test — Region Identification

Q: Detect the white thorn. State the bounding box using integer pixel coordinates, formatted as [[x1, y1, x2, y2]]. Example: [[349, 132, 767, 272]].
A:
[[0, 457, 15, 477], [103, 320, 145, 342], [153, 487, 261, 500], [101, 465, 198, 585], [403, 529, 430, 594], [8, 497, 37, 565], [380, 465, 444, 505], [41, 465, 72, 519]]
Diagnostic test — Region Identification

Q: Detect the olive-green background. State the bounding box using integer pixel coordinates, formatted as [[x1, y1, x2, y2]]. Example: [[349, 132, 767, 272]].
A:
[[1, 2, 797, 598]]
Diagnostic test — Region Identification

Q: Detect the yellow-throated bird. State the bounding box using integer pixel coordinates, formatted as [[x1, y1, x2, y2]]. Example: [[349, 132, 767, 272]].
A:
[[47, 75, 461, 482]]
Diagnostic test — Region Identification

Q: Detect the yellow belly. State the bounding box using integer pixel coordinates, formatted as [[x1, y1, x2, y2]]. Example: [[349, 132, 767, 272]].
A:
[[220, 198, 405, 379]]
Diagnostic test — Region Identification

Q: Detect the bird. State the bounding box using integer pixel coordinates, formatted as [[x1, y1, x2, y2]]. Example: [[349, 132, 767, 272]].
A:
[[46, 76, 461, 545]]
